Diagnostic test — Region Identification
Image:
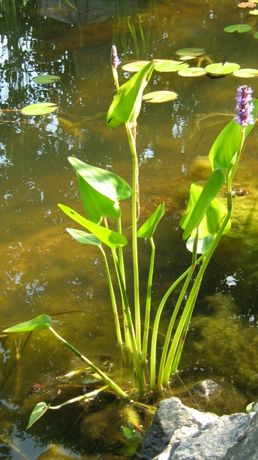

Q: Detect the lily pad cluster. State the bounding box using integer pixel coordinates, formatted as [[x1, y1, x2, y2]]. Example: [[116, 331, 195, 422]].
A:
[[21, 74, 60, 116]]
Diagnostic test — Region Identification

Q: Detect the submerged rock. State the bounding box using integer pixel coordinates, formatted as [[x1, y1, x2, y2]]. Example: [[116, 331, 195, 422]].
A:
[[138, 397, 257, 460]]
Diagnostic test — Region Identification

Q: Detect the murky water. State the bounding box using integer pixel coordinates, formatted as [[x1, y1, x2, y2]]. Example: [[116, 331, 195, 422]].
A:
[[1, 0, 258, 458]]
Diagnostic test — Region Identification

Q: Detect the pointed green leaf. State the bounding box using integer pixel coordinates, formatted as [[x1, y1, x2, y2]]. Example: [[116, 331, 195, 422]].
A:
[[138, 203, 165, 239], [181, 169, 225, 240], [4, 315, 52, 333], [27, 402, 49, 429], [21, 102, 58, 115], [32, 75, 60, 84], [209, 99, 258, 172], [68, 157, 131, 202], [58, 204, 127, 248], [122, 61, 150, 72], [205, 62, 240, 76], [186, 235, 214, 254], [143, 91, 178, 103], [154, 59, 189, 72], [106, 61, 154, 128], [66, 228, 101, 246], [224, 24, 252, 33]]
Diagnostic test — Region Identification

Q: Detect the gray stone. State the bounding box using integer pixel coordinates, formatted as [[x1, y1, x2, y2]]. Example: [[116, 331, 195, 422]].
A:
[[138, 397, 257, 460]]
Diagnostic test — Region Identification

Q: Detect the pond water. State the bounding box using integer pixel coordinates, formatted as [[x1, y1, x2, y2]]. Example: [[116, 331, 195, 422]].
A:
[[1, 0, 258, 458]]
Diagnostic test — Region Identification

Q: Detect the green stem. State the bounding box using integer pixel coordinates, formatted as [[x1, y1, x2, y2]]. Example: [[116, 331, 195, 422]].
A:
[[49, 327, 128, 399], [126, 122, 141, 353], [99, 246, 123, 347], [117, 217, 126, 288], [142, 237, 155, 362], [149, 258, 202, 389]]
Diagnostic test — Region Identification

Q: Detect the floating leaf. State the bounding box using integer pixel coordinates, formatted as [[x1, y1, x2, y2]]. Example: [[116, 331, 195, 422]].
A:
[[68, 157, 131, 223], [224, 24, 252, 33], [21, 102, 58, 116], [58, 204, 127, 248], [154, 59, 189, 72], [176, 47, 205, 57], [238, 2, 257, 8], [66, 228, 101, 246], [249, 8, 258, 14], [179, 55, 196, 61], [4, 315, 52, 333], [233, 68, 258, 77], [143, 91, 178, 103], [106, 61, 154, 128], [205, 62, 240, 76], [178, 67, 206, 77], [27, 402, 49, 429], [32, 75, 60, 84], [122, 61, 150, 72], [138, 203, 165, 239]]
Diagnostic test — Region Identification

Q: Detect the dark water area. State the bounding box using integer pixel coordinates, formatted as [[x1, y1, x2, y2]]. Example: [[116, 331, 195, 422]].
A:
[[1, 0, 258, 458]]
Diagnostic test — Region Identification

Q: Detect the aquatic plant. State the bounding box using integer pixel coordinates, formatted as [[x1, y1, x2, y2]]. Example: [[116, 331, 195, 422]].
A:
[[3, 49, 258, 427]]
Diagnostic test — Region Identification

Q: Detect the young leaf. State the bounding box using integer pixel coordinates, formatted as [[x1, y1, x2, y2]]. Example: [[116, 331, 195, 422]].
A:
[[106, 61, 155, 128], [143, 91, 178, 103], [32, 75, 60, 84], [66, 228, 101, 246], [4, 315, 52, 333], [180, 169, 225, 240], [138, 203, 165, 239], [58, 204, 127, 248], [209, 99, 258, 172], [27, 402, 49, 429], [21, 103, 58, 116]]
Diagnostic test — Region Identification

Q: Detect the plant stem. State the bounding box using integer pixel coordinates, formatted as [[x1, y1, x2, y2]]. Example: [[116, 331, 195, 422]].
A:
[[99, 246, 123, 347], [142, 237, 155, 362], [149, 258, 202, 389], [49, 327, 128, 399], [126, 122, 141, 353], [117, 217, 126, 288]]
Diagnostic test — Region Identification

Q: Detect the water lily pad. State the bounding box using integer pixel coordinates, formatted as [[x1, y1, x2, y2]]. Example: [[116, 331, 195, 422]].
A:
[[21, 102, 58, 115], [179, 55, 196, 61], [32, 75, 60, 84], [122, 61, 150, 72], [143, 90, 178, 103], [154, 59, 188, 72], [238, 2, 257, 8], [224, 24, 252, 33], [205, 62, 240, 76], [178, 67, 206, 77], [233, 68, 258, 78], [176, 48, 206, 57], [249, 8, 258, 14]]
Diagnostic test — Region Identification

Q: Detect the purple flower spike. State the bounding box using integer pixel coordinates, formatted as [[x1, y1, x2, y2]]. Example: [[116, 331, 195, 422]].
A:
[[235, 85, 254, 127], [111, 45, 121, 70]]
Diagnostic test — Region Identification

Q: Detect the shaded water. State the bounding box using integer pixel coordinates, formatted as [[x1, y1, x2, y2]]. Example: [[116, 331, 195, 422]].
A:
[[1, 0, 258, 457]]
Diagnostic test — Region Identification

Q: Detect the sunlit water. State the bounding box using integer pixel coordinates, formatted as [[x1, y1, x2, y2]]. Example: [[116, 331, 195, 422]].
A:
[[1, 0, 258, 458]]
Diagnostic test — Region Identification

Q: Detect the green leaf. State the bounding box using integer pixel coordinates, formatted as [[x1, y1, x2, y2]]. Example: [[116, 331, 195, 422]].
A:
[[27, 402, 49, 429], [176, 47, 206, 57], [178, 67, 206, 77], [58, 204, 127, 248], [4, 315, 52, 333], [209, 99, 258, 172], [233, 68, 258, 78], [66, 228, 101, 246], [143, 91, 178, 103], [249, 9, 258, 14], [205, 62, 240, 76], [180, 169, 225, 240], [106, 61, 155, 128], [32, 75, 60, 84], [122, 61, 150, 72], [224, 24, 252, 33], [186, 234, 214, 254], [138, 203, 165, 239], [21, 102, 58, 115], [254, 32, 258, 38], [154, 59, 189, 72], [68, 157, 131, 223]]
